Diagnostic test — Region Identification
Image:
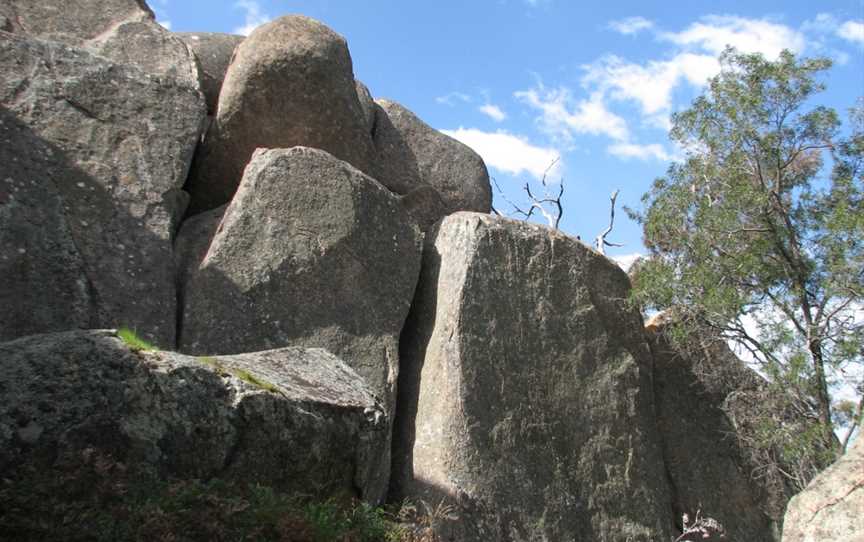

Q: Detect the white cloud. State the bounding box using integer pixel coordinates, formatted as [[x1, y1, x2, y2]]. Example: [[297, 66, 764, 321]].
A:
[[157, 20, 172, 31], [583, 53, 718, 117], [611, 252, 643, 271], [607, 142, 672, 161], [435, 92, 472, 106], [478, 103, 507, 122], [440, 127, 561, 180], [608, 16, 654, 36], [837, 20, 864, 44], [515, 86, 630, 142], [661, 15, 806, 58], [233, 0, 271, 36]]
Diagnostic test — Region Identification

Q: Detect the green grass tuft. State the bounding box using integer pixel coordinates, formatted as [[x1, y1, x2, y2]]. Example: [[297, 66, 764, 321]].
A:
[[195, 357, 281, 394], [233, 368, 281, 394], [117, 327, 157, 352]]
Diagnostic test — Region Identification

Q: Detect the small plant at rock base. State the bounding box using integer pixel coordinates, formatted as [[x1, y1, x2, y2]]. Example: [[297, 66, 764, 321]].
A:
[[674, 509, 726, 541], [117, 327, 157, 352]]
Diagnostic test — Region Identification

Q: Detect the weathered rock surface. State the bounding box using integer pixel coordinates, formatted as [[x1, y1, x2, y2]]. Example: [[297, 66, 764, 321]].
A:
[[399, 185, 449, 232], [0, 107, 90, 341], [374, 99, 492, 214], [185, 15, 378, 213], [173, 204, 226, 300], [393, 212, 673, 542], [355, 79, 377, 134], [649, 327, 788, 541], [782, 436, 864, 542], [180, 147, 422, 496], [0, 0, 154, 43], [181, 147, 421, 406], [177, 32, 245, 114], [0, 329, 388, 502], [86, 19, 201, 89], [0, 32, 205, 345], [2, 0, 200, 87]]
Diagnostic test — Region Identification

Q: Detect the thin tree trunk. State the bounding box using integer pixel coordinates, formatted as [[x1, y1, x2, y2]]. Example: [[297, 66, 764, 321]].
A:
[[808, 338, 838, 455]]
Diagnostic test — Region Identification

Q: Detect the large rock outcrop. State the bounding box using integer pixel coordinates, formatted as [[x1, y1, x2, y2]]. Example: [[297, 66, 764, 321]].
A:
[[392, 213, 673, 542], [0, 330, 388, 502], [373, 99, 492, 215], [185, 15, 378, 213], [648, 326, 790, 541], [0, 32, 205, 346], [179, 147, 422, 498], [782, 436, 864, 542]]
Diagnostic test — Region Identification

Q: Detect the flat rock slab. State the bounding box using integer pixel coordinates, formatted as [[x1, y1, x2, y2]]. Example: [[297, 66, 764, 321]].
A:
[[0, 330, 388, 502], [185, 15, 377, 213], [0, 33, 205, 346], [782, 436, 864, 542], [394, 212, 673, 542]]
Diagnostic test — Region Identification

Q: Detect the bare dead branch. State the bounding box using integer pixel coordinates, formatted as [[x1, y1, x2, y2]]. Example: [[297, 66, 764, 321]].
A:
[[595, 189, 623, 255]]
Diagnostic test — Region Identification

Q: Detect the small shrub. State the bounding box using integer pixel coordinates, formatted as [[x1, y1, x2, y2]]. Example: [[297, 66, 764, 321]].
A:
[[117, 327, 157, 352]]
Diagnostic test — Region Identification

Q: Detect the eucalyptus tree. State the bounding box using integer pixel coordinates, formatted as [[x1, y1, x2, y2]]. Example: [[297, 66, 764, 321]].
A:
[[630, 48, 863, 461]]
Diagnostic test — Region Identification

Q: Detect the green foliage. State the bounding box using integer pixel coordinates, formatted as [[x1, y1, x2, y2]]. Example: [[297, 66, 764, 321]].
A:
[[196, 356, 281, 394], [117, 327, 157, 352], [233, 368, 281, 394], [630, 47, 863, 474], [0, 448, 411, 541]]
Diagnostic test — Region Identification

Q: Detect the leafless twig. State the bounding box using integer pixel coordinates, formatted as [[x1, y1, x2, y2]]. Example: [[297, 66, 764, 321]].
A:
[[595, 189, 623, 254], [491, 159, 564, 229]]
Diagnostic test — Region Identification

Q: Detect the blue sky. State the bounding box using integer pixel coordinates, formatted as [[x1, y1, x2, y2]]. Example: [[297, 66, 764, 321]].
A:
[[152, 0, 864, 267]]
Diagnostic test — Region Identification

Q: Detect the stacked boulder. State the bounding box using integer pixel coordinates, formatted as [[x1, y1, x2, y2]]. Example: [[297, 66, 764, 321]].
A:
[[391, 213, 675, 541]]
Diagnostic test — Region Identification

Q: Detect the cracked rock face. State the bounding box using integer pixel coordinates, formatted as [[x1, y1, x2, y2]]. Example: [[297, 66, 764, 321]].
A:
[[0, 33, 205, 346], [781, 436, 864, 542], [393, 213, 673, 542], [0, 330, 389, 502]]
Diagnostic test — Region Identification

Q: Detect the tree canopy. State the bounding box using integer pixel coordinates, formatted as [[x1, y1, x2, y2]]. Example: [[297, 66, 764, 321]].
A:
[[630, 48, 863, 464]]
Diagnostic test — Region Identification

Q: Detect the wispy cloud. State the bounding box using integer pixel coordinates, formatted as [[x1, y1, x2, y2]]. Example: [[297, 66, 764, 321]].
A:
[[435, 91, 472, 106], [607, 142, 672, 162], [608, 16, 654, 36], [583, 52, 718, 118], [837, 20, 864, 45], [660, 15, 806, 58], [515, 86, 629, 143], [233, 0, 271, 36], [157, 20, 172, 30], [440, 127, 561, 180], [478, 103, 507, 122]]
